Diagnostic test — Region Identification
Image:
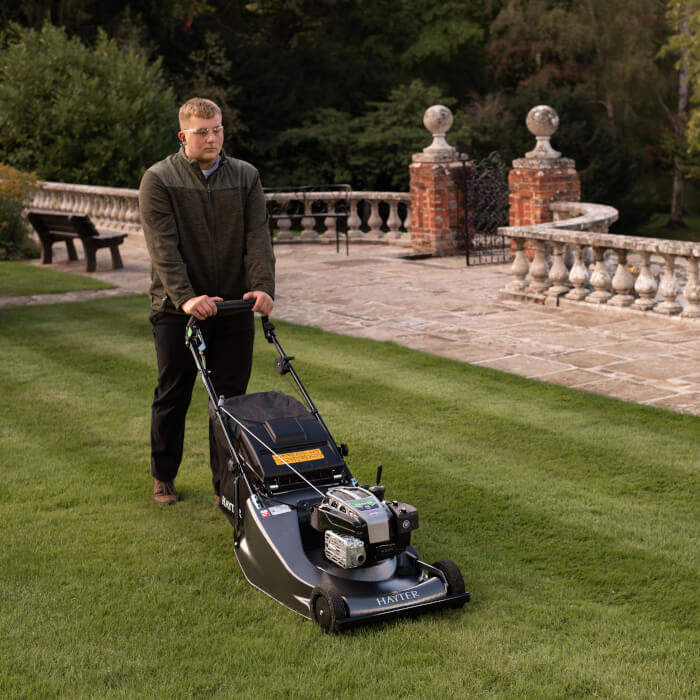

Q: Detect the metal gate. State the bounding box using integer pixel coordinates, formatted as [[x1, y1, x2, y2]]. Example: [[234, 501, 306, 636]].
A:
[[452, 153, 510, 266]]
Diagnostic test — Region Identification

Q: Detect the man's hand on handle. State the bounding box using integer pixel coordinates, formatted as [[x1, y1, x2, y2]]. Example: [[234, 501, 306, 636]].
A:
[[243, 290, 274, 316], [181, 295, 223, 320]]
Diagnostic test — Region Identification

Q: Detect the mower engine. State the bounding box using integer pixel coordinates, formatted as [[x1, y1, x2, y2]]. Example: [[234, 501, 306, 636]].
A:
[[310, 486, 419, 569]]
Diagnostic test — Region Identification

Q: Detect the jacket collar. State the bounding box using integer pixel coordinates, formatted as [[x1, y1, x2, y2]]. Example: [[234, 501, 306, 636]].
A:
[[177, 145, 229, 171]]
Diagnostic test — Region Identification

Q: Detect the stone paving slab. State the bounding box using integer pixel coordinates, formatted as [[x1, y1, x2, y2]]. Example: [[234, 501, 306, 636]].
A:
[[2, 233, 699, 418]]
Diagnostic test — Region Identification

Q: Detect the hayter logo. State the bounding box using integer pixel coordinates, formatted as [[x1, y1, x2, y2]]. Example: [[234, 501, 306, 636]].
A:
[[376, 590, 420, 606]]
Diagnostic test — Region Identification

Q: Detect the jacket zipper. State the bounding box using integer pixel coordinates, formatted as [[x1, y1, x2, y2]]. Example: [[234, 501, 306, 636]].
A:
[[206, 177, 219, 292]]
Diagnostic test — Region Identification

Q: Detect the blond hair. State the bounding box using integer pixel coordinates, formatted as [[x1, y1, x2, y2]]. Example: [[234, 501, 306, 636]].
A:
[[178, 98, 222, 127]]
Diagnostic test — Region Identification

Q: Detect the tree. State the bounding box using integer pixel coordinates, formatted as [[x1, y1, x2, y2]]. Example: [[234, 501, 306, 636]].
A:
[[263, 80, 469, 191], [0, 22, 177, 187], [486, 0, 677, 226], [675, 3, 700, 154], [661, 0, 700, 227], [488, 0, 667, 143], [180, 31, 247, 147]]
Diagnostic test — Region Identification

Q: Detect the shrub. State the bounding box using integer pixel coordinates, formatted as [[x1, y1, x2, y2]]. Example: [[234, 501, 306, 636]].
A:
[[0, 23, 177, 189], [0, 163, 38, 260]]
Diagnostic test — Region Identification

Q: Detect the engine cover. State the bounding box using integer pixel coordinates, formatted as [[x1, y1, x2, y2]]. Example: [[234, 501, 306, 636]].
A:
[[310, 486, 419, 566]]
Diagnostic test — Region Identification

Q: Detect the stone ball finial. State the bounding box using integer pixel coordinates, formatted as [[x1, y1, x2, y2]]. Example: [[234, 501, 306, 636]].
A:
[[525, 105, 562, 159], [419, 105, 457, 160], [424, 104, 454, 136]]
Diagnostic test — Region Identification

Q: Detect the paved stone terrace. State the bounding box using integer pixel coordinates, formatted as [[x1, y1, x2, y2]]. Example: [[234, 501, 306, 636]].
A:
[[3, 233, 700, 417]]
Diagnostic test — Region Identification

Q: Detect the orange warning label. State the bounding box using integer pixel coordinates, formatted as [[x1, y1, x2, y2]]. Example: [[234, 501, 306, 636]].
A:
[[273, 448, 324, 466]]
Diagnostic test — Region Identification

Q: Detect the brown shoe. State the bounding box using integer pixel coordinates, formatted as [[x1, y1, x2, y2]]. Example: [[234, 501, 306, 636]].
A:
[[152, 478, 179, 505]]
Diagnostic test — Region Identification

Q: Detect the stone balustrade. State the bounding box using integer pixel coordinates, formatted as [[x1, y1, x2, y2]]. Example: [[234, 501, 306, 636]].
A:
[[31, 181, 142, 234], [30, 181, 411, 245], [499, 201, 700, 319], [265, 190, 411, 244]]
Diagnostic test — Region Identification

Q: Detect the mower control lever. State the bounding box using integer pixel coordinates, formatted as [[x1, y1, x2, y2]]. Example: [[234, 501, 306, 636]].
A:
[[274, 356, 294, 375]]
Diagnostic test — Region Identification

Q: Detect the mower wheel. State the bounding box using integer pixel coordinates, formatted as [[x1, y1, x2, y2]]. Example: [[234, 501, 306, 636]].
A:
[[310, 586, 346, 634], [432, 559, 466, 596]]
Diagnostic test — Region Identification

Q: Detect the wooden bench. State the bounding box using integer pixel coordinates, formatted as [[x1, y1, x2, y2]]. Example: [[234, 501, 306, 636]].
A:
[[26, 211, 127, 273]]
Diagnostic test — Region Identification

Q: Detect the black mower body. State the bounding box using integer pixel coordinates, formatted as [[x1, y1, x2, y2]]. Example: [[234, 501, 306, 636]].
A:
[[187, 304, 469, 632], [218, 480, 468, 629]]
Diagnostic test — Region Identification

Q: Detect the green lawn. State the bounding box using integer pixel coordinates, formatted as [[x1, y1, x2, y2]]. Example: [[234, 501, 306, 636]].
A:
[[0, 261, 114, 296], [637, 213, 700, 242], [1, 296, 698, 699]]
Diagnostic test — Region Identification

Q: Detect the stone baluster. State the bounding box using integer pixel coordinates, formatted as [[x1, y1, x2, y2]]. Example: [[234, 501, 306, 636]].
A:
[[403, 206, 411, 236], [366, 201, 383, 240], [608, 249, 635, 307], [385, 201, 402, 239], [322, 215, 337, 242], [318, 196, 336, 242], [51, 189, 63, 212], [69, 191, 80, 215], [526, 240, 551, 294], [585, 246, 612, 303], [93, 192, 106, 222], [64, 189, 77, 214], [126, 197, 141, 232], [104, 195, 117, 230], [80, 192, 93, 217], [565, 244, 590, 300], [111, 196, 123, 230], [654, 254, 682, 315], [66, 190, 76, 213], [119, 196, 131, 230], [31, 189, 45, 210], [506, 239, 529, 291], [42, 188, 55, 211], [299, 197, 317, 241], [92, 194, 102, 219], [632, 251, 657, 310], [275, 217, 293, 242], [681, 256, 700, 318], [52, 190, 63, 211], [102, 195, 115, 229], [347, 199, 363, 239], [545, 241, 571, 298]]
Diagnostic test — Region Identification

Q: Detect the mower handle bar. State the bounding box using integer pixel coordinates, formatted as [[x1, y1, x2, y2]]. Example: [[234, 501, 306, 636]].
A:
[[185, 298, 258, 336], [216, 299, 256, 312]]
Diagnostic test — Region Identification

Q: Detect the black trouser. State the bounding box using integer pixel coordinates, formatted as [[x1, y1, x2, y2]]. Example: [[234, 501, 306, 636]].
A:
[[149, 310, 255, 490]]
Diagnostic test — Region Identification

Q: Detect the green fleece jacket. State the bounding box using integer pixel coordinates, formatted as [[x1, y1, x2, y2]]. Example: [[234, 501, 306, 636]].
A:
[[139, 148, 275, 313]]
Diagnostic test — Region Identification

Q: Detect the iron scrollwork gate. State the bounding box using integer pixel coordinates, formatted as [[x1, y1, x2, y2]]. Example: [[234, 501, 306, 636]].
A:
[[452, 153, 510, 266]]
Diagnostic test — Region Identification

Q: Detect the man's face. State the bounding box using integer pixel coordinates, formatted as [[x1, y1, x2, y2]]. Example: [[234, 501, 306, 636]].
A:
[[178, 115, 224, 170]]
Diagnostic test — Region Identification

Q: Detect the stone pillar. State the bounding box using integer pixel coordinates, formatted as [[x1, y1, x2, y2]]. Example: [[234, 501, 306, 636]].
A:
[[409, 105, 464, 256], [509, 105, 580, 227]]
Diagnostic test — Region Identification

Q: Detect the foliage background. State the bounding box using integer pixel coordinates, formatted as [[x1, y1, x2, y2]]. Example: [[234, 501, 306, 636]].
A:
[[0, 23, 176, 188], [0, 0, 698, 225]]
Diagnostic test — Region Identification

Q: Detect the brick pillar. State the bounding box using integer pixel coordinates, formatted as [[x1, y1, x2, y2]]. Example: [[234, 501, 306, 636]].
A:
[[508, 105, 580, 227], [409, 105, 464, 256]]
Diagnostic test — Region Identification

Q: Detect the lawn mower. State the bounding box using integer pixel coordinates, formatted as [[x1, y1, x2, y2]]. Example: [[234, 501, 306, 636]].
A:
[[186, 300, 470, 632]]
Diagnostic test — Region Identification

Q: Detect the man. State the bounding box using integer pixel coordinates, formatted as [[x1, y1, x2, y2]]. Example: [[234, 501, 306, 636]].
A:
[[139, 97, 275, 505]]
